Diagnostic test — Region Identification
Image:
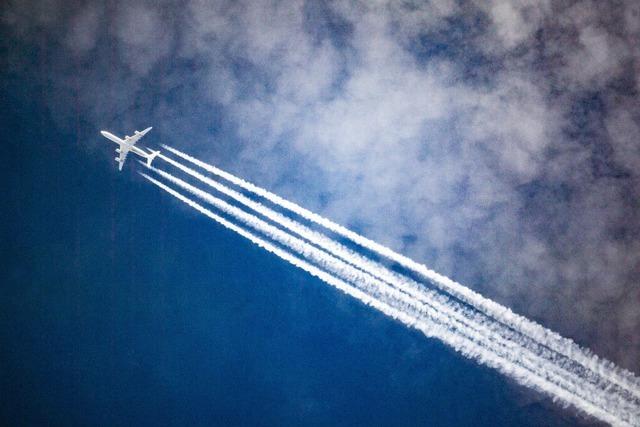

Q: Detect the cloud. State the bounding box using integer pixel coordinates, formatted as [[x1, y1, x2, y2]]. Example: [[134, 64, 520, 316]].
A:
[[3, 0, 640, 373], [114, 3, 173, 75], [482, 0, 551, 50], [64, 4, 102, 56]]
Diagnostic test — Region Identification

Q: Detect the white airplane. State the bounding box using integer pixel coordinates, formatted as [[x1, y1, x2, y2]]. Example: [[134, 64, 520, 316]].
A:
[[100, 127, 160, 171]]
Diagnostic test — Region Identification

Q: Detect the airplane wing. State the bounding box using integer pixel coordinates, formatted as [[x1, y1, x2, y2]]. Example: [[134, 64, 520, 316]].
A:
[[117, 145, 130, 171], [123, 127, 152, 146], [123, 133, 143, 146]]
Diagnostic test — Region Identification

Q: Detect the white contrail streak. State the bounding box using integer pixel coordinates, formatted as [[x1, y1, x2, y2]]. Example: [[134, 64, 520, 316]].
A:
[[153, 155, 640, 415], [155, 155, 640, 405], [140, 172, 633, 426], [162, 144, 640, 400], [144, 163, 638, 424]]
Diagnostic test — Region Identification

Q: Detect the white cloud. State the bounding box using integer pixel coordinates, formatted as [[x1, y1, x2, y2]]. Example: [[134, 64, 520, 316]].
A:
[[65, 5, 102, 56], [565, 26, 627, 86], [606, 106, 640, 172], [115, 3, 172, 75]]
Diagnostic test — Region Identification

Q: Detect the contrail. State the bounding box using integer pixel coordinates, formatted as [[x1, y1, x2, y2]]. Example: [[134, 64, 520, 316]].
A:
[[162, 144, 640, 400], [140, 171, 634, 426], [144, 163, 639, 425], [153, 154, 640, 413]]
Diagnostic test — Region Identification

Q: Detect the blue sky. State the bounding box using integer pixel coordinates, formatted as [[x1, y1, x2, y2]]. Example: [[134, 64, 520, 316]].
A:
[[2, 0, 639, 425]]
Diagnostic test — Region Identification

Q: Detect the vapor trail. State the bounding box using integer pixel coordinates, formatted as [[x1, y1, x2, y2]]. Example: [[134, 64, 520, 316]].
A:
[[144, 162, 639, 424], [157, 154, 468, 308], [141, 171, 633, 426], [162, 144, 640, 399], [153, 155, 640, 414]]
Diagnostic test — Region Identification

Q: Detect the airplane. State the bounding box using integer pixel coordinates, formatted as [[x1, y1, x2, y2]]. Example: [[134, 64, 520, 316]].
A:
[[100, 127, 160, 171]]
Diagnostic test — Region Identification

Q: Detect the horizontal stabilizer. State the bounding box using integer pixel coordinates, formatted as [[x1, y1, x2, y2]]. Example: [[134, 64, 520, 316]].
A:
[[146, 150, 160, 167]]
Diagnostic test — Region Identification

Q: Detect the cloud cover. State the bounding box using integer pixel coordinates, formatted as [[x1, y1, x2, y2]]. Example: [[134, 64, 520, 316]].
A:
[[3, 0, 640, 372]]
